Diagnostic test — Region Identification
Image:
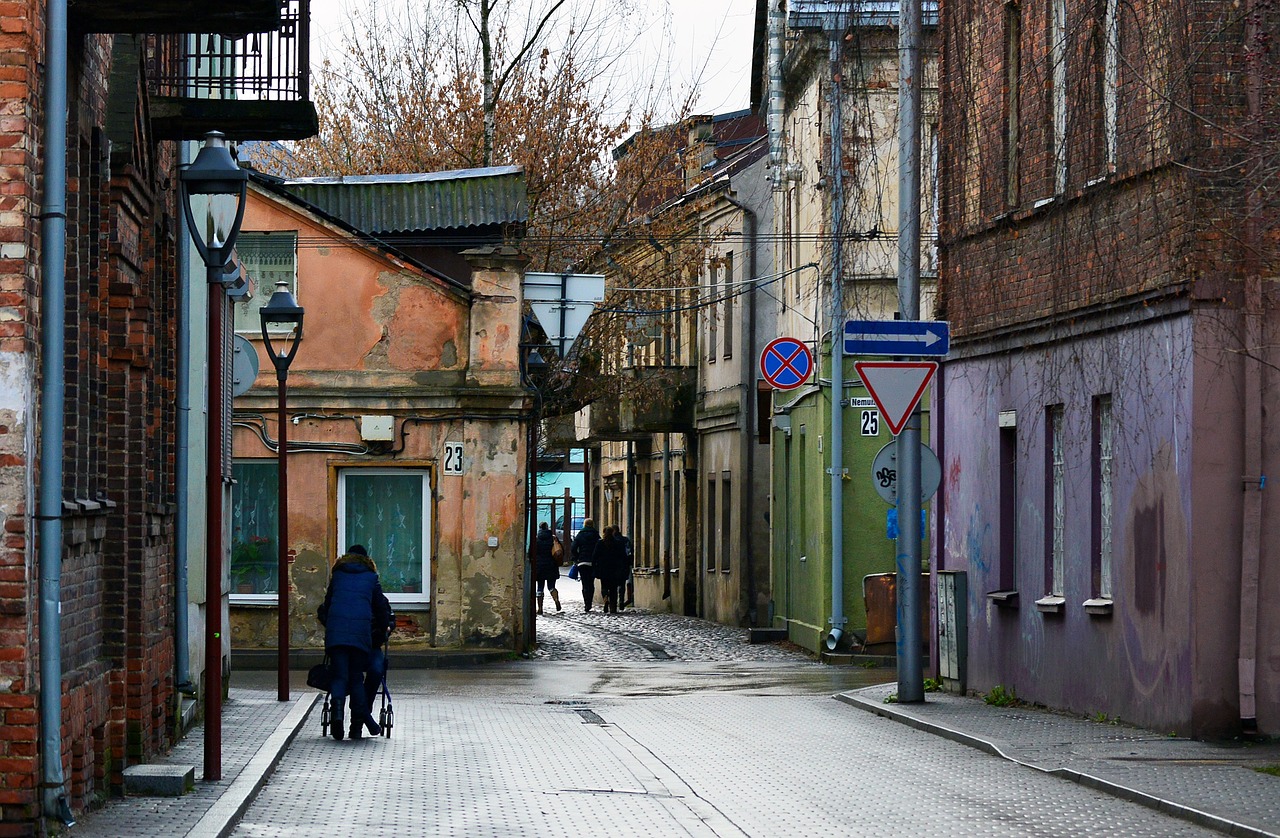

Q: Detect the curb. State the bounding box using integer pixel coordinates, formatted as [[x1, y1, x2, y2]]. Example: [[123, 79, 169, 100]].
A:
[[184, 692, 317, 838], [836, 688, 1280, 838]]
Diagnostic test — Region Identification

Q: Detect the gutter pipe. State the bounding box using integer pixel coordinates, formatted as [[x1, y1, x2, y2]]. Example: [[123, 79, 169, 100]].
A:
[[825, 28, 847, 652], [38, 0, 74, 823], [175, 143, 193, 693]]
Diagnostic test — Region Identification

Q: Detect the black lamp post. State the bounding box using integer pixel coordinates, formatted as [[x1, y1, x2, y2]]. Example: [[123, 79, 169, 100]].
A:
[[259, 281, 304, 702], [179, 131, 248, 783], [521, 345, 547, 650]]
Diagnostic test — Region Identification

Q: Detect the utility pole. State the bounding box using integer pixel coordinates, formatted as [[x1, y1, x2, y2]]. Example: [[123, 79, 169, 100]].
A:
[[897, 0, 925, 702], [825, 27, 848, 652]]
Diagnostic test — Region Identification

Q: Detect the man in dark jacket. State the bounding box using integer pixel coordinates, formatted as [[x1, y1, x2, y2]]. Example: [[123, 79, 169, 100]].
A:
[[318, 545, 389, 741], [571, 518, 600, 612]]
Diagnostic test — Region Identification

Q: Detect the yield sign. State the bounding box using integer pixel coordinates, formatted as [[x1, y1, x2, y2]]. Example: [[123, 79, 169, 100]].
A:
[[760, 337, 813, 390], [855, 361, 937, 435]]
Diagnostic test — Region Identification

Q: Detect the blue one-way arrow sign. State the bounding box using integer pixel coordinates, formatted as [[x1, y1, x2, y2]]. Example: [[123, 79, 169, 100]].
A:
[[844, 320, 950, 356]]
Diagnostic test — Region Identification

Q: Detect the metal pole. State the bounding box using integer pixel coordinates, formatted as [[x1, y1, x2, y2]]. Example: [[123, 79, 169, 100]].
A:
[[896, 0, 925, 703], [204, 268, 225, 779], [276, 367, 290, 701], [825, 30, 847, 652]]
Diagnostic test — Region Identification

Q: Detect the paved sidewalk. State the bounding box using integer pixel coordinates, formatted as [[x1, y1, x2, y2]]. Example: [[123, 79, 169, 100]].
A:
[[69, 683, 316, 838], [840, 682, 1280, 838]]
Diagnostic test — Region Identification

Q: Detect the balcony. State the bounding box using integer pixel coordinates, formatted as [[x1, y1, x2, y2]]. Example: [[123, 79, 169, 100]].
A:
[[576, 400, 646, 444], [139, 0, 319, 141], [70, 0, 280, 34], [619, 365, 696, 434]]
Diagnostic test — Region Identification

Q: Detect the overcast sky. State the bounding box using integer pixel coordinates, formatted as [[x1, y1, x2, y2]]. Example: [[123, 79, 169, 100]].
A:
[[308, 0, 756, 119]]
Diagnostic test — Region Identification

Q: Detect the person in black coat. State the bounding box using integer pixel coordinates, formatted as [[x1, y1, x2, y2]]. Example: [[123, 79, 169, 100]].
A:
[[593, 527, 628, 614], [534, 522, 561, 614], [571, 519, 600, 612], [318, 545, 389, 741]]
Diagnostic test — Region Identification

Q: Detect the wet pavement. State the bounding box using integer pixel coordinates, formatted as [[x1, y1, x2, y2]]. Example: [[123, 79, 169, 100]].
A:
[[66, 569, 1280, 837]]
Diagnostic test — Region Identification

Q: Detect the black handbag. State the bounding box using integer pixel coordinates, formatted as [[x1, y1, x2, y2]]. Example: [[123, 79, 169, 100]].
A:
[[306, 657, 332, 691]]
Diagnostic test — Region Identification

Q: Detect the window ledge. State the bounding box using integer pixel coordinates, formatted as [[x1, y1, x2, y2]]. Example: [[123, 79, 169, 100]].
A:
[[987, 589, 1019, 608], [1083, 597, 1114, 616], [1035, 595, 1067, 614], [1032, 196, 1057, 210]]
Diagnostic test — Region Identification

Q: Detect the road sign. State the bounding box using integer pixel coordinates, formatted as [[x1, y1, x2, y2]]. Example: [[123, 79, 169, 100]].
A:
[[760, 337, 813, 390], [854, 361, 937, 435], [844, 320, 950, 356], [871, 440, 942, 505], [523, 272, 606, 358]]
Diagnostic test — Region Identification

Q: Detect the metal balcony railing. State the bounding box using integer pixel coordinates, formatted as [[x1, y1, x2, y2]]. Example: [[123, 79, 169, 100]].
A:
[[146, 0, 309, 102]]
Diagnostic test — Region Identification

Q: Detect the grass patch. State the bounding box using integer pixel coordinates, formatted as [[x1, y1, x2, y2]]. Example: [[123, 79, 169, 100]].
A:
[[984, 684, 1020, 707], [1255, 765, 1280, 777]]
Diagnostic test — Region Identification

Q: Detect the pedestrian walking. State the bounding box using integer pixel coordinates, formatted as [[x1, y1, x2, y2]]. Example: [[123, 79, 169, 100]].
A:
[[615, 526, 634, 609], [593, 526, 628, 614], [534, 522, 562, 614], [318, 544, 390, 741], [571, 518, 600, 612]]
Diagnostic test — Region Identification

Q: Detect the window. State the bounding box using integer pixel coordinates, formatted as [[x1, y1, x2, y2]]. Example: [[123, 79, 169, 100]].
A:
[[1101, 0, 1119, 172], [234, 232, 298, 335], [1046, 406, 1065, 597], [231, 460, 278, 597], [723, 252, 734, 359], [998, 417, 1018, 594], [653, 473, 663, 568], [720, 471, 732, 573], [707, 263, 718, 363], [1051, 0, 1068, 194], [706, 477, 717, 572], [1092, 395, 1113, 599], [1004, 0, 1022, 206], [338, 468, 432, 603]]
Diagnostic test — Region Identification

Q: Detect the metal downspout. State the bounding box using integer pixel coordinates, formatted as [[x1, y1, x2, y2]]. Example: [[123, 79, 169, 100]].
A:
[[767, 0, 786, 177], [825, 30, 847, 652], [174, 143, 193, 693], [723, 195, 759, 624], [1239, 0, 1263, 734], [38, 0, 73, 822]]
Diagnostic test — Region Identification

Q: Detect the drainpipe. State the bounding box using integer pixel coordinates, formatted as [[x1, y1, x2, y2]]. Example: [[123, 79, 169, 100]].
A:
[[825, 29, 847, 652], [723, 194, 758, 624], [767, 0, 786, 185], [175, 143, 193, 693], [1239, 0, 1263, 735], [38, 0, 74, 823]]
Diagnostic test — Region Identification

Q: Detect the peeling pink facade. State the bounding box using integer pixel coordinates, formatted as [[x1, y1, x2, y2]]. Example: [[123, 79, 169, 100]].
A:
[[230, 182, 530, 654]]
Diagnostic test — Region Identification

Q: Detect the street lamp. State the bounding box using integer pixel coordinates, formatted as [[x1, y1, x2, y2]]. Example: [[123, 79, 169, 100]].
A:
[[179, 131, 248, 783], [259, 282, 304, 702]]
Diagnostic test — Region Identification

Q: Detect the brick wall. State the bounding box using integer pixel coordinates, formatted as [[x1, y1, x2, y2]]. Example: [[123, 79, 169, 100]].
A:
[[938, 0, 1280, 340], [0, 2, 182, 826]]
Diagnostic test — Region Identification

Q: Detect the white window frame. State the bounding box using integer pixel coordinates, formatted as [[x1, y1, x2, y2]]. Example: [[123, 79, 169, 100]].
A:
[[337, 467, 432, 605], [1098, 396, 1113, 598], [1102, 0, 1119, 171], [1051, 0, 1069, 194], [1050, 406, 1065, 596]]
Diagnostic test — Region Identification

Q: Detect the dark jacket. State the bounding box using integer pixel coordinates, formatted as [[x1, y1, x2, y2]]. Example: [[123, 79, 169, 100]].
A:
[[318, 554, 389, 653], [535, 528, 558, 575], [593, 534, 627, 587], [571, 525, 600, 566]]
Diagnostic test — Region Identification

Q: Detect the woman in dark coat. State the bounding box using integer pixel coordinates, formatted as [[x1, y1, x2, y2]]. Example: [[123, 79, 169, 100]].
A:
[[571, 519, 601, 612], [534, 522, 561, 614], [592, 526, 628, 614], [318, 545, 389, 741]]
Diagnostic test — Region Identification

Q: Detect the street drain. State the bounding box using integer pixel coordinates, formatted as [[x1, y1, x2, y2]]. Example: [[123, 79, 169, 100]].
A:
[[544, 700, 590, 706], [574, 709, 607, 725]]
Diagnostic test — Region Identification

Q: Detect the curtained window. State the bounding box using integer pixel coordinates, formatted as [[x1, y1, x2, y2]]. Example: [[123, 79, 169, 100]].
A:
[[338, 469, 431, 603], [231, 460, 278, 597]]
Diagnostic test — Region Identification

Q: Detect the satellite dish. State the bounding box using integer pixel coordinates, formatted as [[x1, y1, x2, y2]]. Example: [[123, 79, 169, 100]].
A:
[[232, 335, 260, 397]]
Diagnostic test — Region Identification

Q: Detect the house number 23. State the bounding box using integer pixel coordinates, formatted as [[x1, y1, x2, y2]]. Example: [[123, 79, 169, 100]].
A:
[[442, 442, 464, 475]]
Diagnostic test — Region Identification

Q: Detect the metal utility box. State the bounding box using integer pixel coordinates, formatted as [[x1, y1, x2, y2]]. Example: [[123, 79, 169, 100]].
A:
[[360, 415, 395, 442], [937, 571, 967, 693]]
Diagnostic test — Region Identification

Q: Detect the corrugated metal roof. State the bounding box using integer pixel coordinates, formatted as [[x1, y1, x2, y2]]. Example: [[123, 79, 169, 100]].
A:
[[790, 0, 938, 29], [281, 165, 527, 234]]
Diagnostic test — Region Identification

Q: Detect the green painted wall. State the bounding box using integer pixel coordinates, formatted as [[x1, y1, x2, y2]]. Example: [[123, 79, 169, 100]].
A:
[[770, 353, 931, 655]]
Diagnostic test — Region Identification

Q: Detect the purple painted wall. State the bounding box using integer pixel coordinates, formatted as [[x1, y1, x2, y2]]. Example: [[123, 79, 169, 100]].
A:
[[936, 312, 1261, 734]]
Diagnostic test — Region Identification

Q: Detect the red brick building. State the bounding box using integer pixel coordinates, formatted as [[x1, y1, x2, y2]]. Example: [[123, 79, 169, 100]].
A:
[[937, 0, 1280, 735], [0, 0, 314, 830]]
